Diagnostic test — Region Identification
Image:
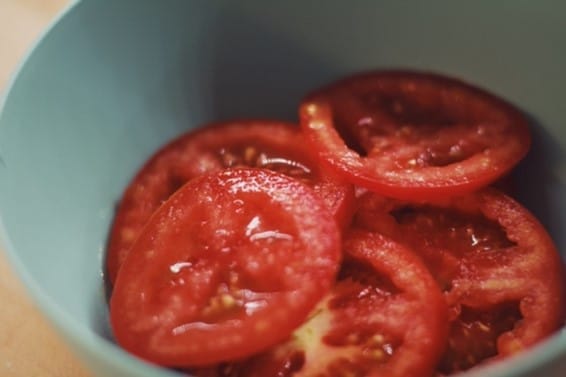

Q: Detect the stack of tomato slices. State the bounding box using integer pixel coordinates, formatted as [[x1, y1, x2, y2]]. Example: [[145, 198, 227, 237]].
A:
[[107, 70, 565, 377]]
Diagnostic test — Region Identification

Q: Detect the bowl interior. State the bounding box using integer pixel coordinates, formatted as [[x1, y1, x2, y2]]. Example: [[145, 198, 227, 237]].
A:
[[0, 1, 565, 376]]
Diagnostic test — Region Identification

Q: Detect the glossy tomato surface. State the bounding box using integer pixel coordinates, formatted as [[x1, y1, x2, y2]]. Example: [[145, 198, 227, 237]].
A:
[[354, 189, 565, 374], [190, 230, 448, 377], [106, 120, 354, 284], [110, 168, 341, 367], [300, 71, 531, 200]]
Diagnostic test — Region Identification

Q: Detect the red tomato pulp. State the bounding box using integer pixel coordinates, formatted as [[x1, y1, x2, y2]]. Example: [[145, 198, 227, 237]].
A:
[[354, 189, 565, 374], [190, 230, 448, 377], [106, 120, 354, 284], [105, 69, 564, 376], [110, 168, 342, 366], [300, 71, 531, 200]]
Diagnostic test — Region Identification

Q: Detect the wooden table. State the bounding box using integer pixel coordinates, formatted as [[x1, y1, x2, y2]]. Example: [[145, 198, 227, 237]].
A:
[[0, 1, 91, 375]]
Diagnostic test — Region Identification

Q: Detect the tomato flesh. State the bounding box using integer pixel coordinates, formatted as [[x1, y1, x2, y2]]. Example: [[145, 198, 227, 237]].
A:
[[106, 121, 354, 284], [110, 168, 341, 367], [300, 70, 531, 200], [189, 230, 448, 377], [104, 69, 565, 376], [354, 189, 565, 374], [438, 302, 521, 373]]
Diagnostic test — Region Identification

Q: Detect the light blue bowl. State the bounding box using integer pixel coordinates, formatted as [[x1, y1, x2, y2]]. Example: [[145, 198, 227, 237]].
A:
[[0, 1, 564, 376]]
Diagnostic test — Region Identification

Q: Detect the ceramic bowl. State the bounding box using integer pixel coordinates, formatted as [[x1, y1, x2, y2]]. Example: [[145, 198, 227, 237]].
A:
[[0, 1, 564, 376]]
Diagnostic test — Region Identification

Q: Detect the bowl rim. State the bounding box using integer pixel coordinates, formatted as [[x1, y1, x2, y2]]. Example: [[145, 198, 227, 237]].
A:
[[0, 1, 564, 376]]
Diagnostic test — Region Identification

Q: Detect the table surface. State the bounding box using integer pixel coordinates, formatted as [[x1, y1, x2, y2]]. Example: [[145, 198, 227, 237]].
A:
[[0, 0, 91, 375]]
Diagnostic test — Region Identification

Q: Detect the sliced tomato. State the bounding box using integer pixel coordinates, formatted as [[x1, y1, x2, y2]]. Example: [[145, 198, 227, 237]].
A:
[[110, 168, 341, 367], [299, 70, 531, 200], [106, 120, 355, 284], [354, 189, 565, 374], [190, 229, 448, 377]]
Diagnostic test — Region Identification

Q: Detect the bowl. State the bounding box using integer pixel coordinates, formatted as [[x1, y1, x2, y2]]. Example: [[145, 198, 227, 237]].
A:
[[0, 1, 565, 376]]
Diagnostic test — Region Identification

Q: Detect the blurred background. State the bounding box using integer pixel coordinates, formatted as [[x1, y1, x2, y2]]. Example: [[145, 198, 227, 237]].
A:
[[1, 0, 68, 88], [0, 1, 90, 376]]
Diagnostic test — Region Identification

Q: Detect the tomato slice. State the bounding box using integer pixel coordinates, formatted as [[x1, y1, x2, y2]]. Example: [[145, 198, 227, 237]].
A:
[[189, 230, 448, 377], [110, 168, 341, 367], [299, 71, 531, 200], [106, 120, 355, 284], [354, 189, 565, 374]]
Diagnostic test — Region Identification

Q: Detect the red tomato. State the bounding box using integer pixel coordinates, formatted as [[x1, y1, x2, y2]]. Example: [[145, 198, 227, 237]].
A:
[[190, 230, 449, 377], [110, 168, 341, 367], [354, 189, 565, 374], [299, 71, 531, 200], [106, 120, 355, 284]]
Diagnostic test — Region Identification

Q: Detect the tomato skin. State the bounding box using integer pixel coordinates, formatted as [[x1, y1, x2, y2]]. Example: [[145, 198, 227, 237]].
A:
[[110, 168, 341, 367], [299, 70, 531, 200], [190, 230, 449, 377], [354, 188, 565, 374], [106, 120, 355, 285]]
